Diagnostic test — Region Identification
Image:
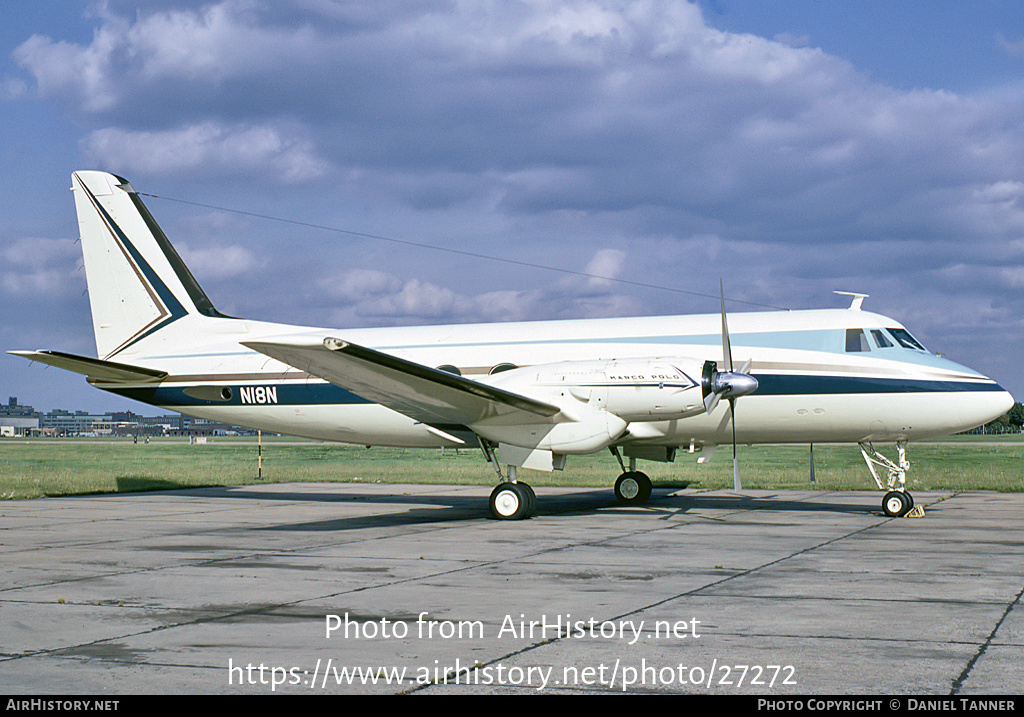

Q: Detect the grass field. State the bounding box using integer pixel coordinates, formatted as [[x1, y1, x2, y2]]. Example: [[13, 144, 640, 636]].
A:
[[0, 436, 1021, 500]]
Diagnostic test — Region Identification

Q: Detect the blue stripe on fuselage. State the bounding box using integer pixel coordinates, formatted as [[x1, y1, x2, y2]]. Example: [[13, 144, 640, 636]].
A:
[[106, 382, 372, 407], [753, 374, 1004, 395], [100, 374, 1005, 409]]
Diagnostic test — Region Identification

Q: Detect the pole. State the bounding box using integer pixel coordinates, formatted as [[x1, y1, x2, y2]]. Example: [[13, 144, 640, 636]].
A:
[[809, 443, 816, 483], [257, 430, 263, 480]]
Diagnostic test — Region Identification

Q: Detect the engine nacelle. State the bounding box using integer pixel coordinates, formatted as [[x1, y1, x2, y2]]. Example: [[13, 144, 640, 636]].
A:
[[488, 357, 706, 423], [472, 409, 628, 455]]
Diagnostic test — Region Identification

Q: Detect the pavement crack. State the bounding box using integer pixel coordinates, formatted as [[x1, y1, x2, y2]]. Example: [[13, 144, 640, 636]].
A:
[[949, 579, 1024, 695]]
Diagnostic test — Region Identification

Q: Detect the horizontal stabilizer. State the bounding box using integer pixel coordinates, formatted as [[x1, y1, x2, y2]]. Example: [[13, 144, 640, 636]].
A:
[[8, 350, 167, 382], [242, 337, 561, 426]]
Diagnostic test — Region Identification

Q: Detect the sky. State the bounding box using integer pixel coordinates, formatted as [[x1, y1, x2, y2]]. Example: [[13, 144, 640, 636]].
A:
[[2, 0, 1024, 414]]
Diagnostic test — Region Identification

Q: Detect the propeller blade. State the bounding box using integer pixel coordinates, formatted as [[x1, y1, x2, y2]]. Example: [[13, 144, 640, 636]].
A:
[[721, 281, 742, 490], [731, 398, 741, 490], [705, 282, 756, 491], [720, 279, 733, 372], [704, 392, 721, 415]]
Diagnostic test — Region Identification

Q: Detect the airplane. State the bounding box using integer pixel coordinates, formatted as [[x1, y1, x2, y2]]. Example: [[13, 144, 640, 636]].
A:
[[9, 171, 1015, 520]]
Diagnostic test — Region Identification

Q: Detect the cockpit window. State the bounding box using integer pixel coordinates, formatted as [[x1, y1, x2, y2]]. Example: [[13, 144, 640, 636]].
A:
[[887, 328, 927, 352], [845, 328, 870, 352], [870, 329, 893, 348]]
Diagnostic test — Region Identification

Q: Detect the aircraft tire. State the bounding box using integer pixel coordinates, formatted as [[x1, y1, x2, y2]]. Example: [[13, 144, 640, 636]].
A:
[[522, 483, 537, 516], [489, 482, 535, 520], [882, 490, 912, 518], [614, 471, 652, 504]]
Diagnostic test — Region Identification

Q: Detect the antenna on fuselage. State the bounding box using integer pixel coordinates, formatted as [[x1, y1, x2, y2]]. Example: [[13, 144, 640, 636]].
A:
[[834, 291, 869, 311]]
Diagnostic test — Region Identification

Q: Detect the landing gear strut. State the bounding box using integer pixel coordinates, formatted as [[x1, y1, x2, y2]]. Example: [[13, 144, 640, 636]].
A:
[[479, 438, 536, 520], [860, 440, 915, 517]]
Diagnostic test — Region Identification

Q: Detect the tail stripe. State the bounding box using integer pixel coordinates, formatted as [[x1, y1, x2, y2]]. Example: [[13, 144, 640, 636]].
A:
[[126, 190, 226, 318], [76, 174, 190, 357]]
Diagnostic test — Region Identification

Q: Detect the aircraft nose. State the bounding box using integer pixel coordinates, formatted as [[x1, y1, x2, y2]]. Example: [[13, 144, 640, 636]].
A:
[[994, 387, 1016, 418], [972, 384, 1015, 430]]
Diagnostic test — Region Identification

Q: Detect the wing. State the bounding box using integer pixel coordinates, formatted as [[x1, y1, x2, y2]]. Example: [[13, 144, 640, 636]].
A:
[[241, 337, 561, 427], [8, 350, 167, 382]]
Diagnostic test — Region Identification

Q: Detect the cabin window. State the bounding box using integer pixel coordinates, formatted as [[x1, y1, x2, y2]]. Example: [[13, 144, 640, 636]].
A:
[[887, 328, 927, 352], [870, 329, 893, 348], [489, 363, 519, 375], [845, 328, 870, 352], [436, 365, 462, 375]]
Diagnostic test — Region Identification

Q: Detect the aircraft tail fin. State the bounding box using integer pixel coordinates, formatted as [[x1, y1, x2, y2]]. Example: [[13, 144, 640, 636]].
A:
[[71, 170, 225, 359]]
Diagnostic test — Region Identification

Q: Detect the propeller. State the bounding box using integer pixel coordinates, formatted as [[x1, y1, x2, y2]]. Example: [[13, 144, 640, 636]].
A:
[[700, 282, 759, 490]]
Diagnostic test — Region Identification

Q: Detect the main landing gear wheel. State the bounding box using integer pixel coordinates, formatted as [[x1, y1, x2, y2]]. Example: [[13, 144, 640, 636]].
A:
[[882, 490, 914, 518], [614, 471, 652, 505], [489, 482, 536, 520]]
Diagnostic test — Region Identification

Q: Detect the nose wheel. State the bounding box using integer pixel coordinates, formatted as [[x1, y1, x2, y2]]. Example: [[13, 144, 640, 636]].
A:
[[882, 490, 914, 517], [860, 441, 918, 518]]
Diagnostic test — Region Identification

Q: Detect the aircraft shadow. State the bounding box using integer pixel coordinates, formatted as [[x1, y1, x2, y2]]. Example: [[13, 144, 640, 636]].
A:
[[116, 476, 198, 492], [651, 491, 881, 515], [173, 485, 882, 532]]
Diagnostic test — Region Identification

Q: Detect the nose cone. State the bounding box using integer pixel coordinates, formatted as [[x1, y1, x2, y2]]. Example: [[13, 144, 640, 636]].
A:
[[992, 387, 1016, 421], [952, 383, 1015, 435], [920, 353, 1016, 434]]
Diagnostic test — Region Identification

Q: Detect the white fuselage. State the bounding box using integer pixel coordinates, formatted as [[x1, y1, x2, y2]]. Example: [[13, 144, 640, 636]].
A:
[[93, 306, 1014, 453]]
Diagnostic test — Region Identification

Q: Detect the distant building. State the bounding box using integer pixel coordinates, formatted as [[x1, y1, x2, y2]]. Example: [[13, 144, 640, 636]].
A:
[[41, 409, 110, 436], [0, 397, 40, 437], [0, 396, 263, 438]]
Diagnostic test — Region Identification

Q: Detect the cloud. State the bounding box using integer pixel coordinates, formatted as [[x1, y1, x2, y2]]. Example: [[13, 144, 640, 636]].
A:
[[81, 122, 330, 181], [314, 247, 643, 326], [0, 238, 82, 298], [16, 1, 1023, 223], [997, 32, 1024, 58], [584, 248, 627, 287], [321, 268, 402, 303], [774, 33, 812, 49], [8, 1, 1024, 396], [13, 1, 300, 112], [1, 237, 78, 268], [175, 242, 261, 279]]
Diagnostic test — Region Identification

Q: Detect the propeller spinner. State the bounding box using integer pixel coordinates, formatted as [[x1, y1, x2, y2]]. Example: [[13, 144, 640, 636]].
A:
[[701, 359, 758, 416]]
